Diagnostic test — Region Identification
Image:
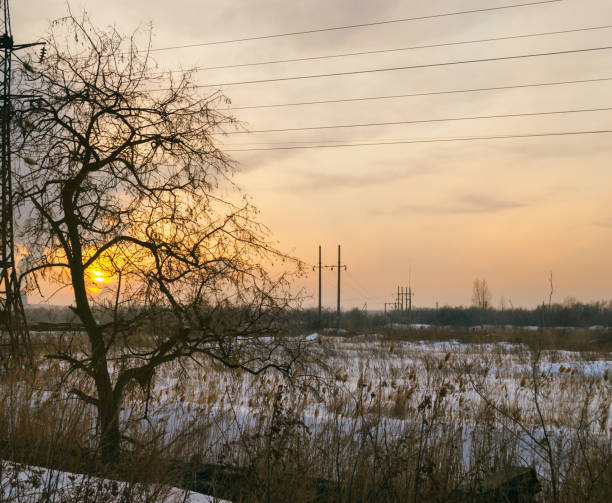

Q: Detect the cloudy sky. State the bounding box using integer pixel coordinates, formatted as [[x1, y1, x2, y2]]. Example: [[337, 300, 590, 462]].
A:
[[13, 0, 612, 309]]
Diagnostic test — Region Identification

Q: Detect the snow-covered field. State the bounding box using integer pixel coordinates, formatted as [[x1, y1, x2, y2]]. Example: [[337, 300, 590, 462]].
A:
[[141, 334, 612, 434], [2, 331, 612, 501], [108, 333, 612, 481]]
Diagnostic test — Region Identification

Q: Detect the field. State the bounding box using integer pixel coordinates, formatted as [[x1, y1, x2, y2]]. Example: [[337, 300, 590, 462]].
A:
[[1, 328, 612, 502]]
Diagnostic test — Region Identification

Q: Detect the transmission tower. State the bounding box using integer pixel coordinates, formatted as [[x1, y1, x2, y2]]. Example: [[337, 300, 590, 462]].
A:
[[0, 0, 42, 363]]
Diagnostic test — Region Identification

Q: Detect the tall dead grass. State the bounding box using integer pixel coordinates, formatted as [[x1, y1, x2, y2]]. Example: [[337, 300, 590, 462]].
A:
[[1, 329, 611, 501]]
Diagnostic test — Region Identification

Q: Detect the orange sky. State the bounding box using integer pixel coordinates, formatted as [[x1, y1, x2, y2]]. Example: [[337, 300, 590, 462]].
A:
[[15, 0, 612, 309]]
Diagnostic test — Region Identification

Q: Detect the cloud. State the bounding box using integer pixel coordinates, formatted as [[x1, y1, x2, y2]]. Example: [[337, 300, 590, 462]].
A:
[[290, 170, 401, 191], [594, 218, 612, 229], [230, 146, 306, 173], [387, 194, 527, 216], [275, 164, 435, 193]]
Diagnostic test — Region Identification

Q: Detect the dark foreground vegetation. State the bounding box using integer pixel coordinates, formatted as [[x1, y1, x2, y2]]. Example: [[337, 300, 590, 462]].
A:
[[2, 325, 612, 502]]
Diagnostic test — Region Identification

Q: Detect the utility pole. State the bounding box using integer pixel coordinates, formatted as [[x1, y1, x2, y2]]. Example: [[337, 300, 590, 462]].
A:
[[318, 245, 321, 325], [330, 245, 347, 327], [406, 266, 414, 319], [396, 286, 411, 313], [391, 282, 413, 317], [312, 245, 337, 327], [1, 0, 44, 364], [408, 266, 413, 314], [408, 287, 413, 312], [336, 245, 342, 321]]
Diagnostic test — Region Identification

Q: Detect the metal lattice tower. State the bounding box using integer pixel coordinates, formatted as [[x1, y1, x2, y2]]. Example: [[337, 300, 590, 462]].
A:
[[0, 0, 40, 362]]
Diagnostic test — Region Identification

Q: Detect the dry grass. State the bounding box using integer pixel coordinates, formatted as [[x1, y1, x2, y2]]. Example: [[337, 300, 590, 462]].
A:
[[1, 328, 611, 502]]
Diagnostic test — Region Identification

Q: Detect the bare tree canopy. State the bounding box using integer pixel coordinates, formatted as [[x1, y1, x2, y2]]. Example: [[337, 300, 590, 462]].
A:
[[471, 278, 491, 310], [13, 14, 311, 459]]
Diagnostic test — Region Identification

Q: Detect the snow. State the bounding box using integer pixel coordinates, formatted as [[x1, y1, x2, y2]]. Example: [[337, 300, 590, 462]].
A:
[[0, 461, 230, 503], [542, 360, 612, 377], [4, 331, 611, 497]]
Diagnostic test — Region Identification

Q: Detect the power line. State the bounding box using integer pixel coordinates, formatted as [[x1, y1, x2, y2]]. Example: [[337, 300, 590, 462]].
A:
[[222, 127, 601, 145], [225, 130, 612, 152], [186, 25, 612, 72], [231, 77, 612, 110], [149, 0, 564, 52], [345, 271, 372, 300], [187, 45, 612, 88], [222, 136, 428, 146], [227, 105, 612, 134]]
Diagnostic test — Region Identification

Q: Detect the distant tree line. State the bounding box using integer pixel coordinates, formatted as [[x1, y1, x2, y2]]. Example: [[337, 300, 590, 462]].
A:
[[408, 301, 612, 328], [289, 300, 612, 332], [26, 299, 612, 333]]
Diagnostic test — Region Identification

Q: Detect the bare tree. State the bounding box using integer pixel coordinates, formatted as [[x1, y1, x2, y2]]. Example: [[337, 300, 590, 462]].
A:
[[14, 14, 312, 459], [471, 278, 491, 310]]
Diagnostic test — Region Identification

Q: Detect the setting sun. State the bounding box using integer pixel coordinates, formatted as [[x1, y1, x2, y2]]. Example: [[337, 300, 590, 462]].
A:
[[90, 270, 105, 283]]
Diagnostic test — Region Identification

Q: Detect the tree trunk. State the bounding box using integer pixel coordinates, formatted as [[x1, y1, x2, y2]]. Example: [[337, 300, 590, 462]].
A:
[[97, 387, 121, 461], [64, 196, 122, 461]]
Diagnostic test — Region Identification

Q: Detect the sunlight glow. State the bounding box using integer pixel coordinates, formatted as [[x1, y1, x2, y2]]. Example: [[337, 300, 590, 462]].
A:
[[91, 270, 105, 282]]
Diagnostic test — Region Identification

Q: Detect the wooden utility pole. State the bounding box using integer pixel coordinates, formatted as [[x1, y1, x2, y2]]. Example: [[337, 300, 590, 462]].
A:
[[330, 245, 347, 326], [318, 245, 321, 325], [337, 246, 340, 317], [336, 245, 342, 320], [313, 245, 339, 327]]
